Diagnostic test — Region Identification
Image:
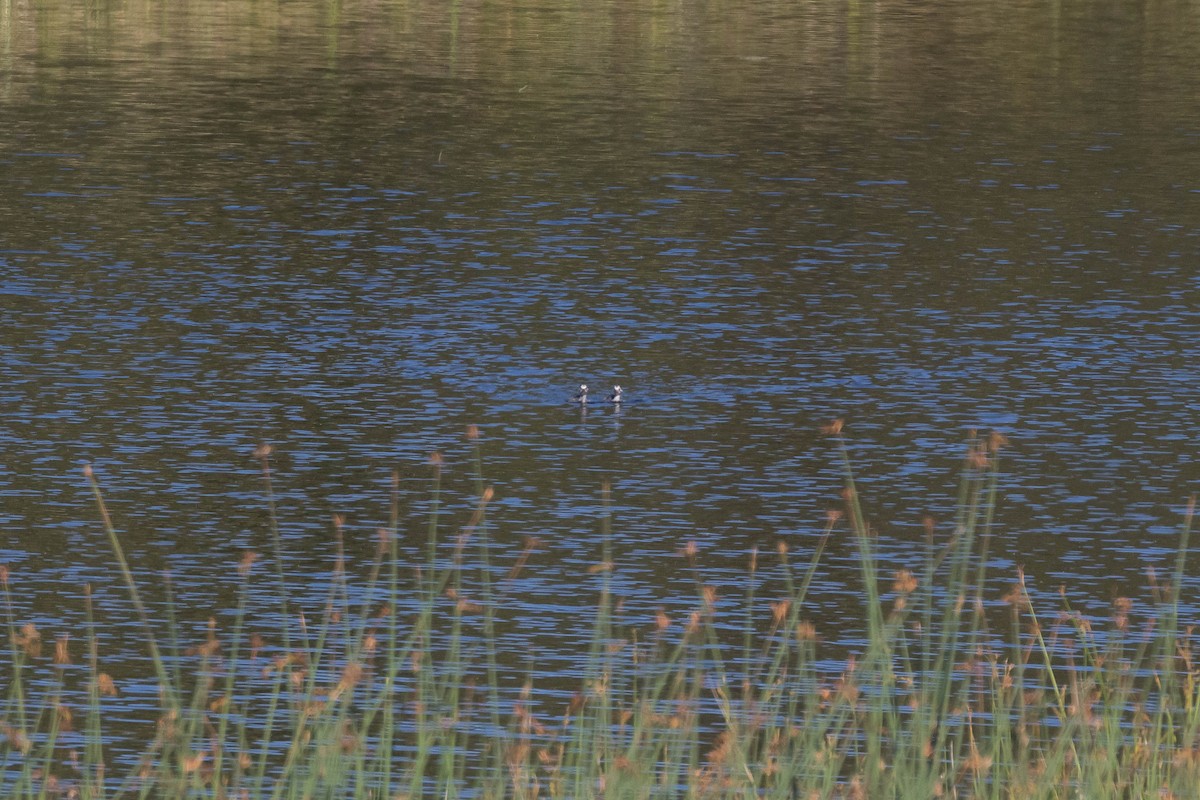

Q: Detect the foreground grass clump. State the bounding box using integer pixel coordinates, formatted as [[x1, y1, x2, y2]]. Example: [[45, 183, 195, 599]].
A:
[[0, 426, 1198, 799]]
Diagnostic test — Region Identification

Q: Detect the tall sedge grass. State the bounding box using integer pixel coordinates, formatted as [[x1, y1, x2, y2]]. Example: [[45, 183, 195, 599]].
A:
[[0, 425, 1197, 798]]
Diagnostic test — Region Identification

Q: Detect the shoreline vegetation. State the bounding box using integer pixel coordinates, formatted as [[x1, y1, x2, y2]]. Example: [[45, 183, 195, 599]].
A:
[[1, 425, 1198, 799]]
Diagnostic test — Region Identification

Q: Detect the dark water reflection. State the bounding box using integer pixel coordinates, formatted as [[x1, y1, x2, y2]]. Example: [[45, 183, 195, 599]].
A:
[[2, 0, 1200, 719]]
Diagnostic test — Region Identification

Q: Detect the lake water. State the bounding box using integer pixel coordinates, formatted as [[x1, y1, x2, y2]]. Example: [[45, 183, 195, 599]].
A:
[[3, 0, 1200, 746]]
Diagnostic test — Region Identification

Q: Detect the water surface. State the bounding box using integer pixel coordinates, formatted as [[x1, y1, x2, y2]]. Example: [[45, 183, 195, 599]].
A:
[[2, 0, 1200, 706]]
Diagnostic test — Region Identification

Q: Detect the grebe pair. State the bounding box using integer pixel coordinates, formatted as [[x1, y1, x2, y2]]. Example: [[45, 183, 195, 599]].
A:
[[572, 384, 622, 404]]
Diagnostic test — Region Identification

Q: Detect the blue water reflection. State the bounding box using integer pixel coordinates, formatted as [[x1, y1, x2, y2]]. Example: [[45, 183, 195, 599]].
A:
[[1, 2, 1199, 743]]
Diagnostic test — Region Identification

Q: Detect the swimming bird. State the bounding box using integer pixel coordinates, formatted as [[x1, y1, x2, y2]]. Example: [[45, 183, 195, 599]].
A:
[[606, 385, 623, 403], [571, 384, 589, 403]]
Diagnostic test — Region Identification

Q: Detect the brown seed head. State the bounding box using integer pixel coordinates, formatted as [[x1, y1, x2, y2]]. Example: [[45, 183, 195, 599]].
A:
[[252, 443, 272, 460], [1002, 584, 1030, 610], [964, 744, 993, 775], [893, 569, 918, 595], [1113, 596, 1133, 630], [820, 418, 844, 436], [466, 424, 480, 440], [238, 551, 259, 577], [429, 451, 443, 467], [339, 662, 364, 691], [54, 635, 70, 666], [654, 608, 671, 631], [456, 598, 484, 614], [15, 623, 41, 657], [2, 724, 30, 754]]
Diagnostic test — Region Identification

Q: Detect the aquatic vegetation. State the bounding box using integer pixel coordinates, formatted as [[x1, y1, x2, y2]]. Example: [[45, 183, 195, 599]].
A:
[[0, 426, 1198, 799]]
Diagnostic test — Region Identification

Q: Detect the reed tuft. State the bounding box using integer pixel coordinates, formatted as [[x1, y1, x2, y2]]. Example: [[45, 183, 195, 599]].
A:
[[0, 430, 1193, 799]]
